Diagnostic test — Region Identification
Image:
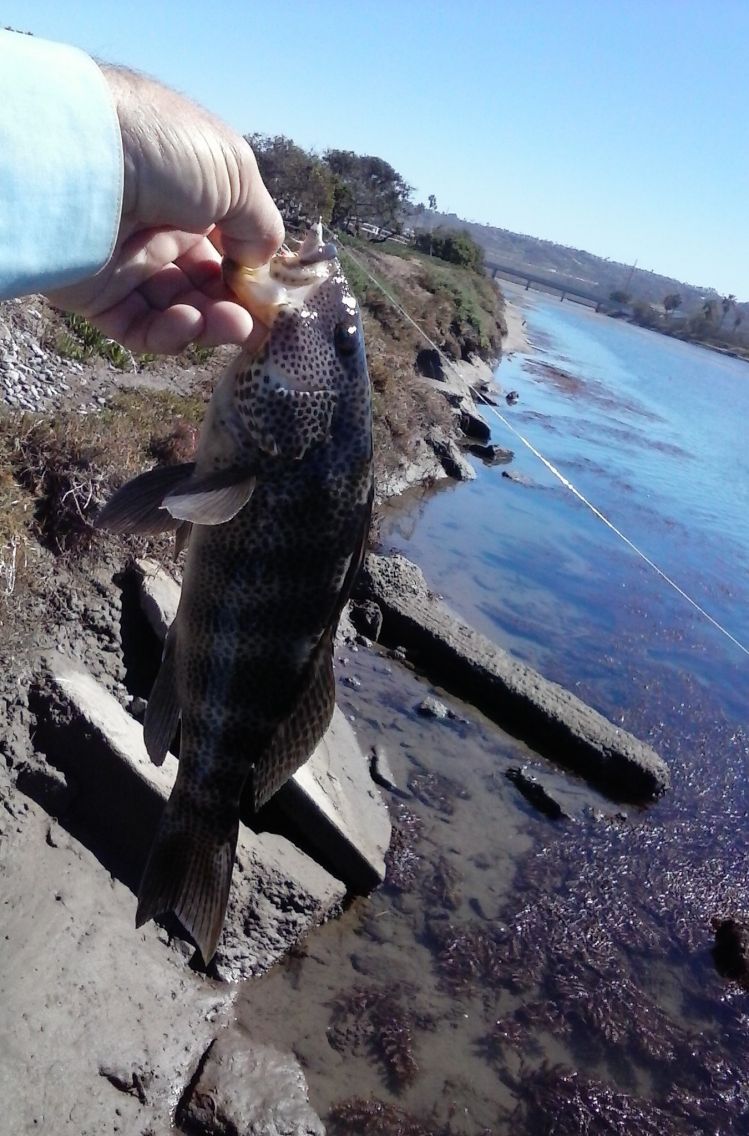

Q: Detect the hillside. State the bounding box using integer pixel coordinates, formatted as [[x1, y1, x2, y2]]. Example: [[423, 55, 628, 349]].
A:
[[412, 208, 747, 330]]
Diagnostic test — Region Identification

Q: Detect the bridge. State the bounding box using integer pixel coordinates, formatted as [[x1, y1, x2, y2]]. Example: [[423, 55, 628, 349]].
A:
[[486, 259, 605, 311]]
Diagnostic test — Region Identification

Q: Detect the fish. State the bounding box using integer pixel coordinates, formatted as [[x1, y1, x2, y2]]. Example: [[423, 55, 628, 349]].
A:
[[96, 224, 373, 963]]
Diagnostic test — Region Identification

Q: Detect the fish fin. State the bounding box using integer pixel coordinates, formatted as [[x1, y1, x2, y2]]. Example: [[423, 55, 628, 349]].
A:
[[249, 627, 336, 812], [143, 625, 180, 766], [174, 521, 192, 558], [162, 468, 256, 525], [136, 796, 239, 965], [95, 463, 196, 534]]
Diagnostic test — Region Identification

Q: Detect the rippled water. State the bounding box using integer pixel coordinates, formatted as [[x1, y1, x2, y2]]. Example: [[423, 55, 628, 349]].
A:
[[241, 290, 749, 1134], [382, 286, 749, 720]]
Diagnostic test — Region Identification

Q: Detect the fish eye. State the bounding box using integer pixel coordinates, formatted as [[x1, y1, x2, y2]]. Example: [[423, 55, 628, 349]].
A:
[[334, 321, 360, 357]]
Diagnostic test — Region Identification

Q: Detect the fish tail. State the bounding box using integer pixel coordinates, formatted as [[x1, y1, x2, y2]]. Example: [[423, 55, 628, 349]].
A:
[[136, 794, 238, 965]]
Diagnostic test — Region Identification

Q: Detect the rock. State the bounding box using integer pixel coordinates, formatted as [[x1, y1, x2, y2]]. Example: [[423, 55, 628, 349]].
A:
[[427, 427, 476, 482], [136, 564, 392, 896], [506, 390, 519, 404], [178, 1028, 324, 1136], [135, 559, 180, 640], [14, 759, 75, 815], [30, 656, 346, 978], [506, 765, 571, 820], [467, 443, 514, 465], [415, 347, 445, 382], [349, 598, 384, 641], [356, 554, 670, 801], [417, 695, 450, 720], [712, 916, 749, 985], [340, 673, 362, 690], [276, 706, 391, 893], [501, 469, 534, 486], [459, 406, 491, 442], [370, 744, 399, 792]]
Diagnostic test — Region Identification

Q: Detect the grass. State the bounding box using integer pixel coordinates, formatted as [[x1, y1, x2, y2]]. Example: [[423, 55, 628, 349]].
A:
[[0, 390, 205, 589], [55, 313, 132, 370]]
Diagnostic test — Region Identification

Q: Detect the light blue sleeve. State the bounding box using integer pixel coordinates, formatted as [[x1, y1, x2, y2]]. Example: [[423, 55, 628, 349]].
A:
[[0, 30, 123, 299]]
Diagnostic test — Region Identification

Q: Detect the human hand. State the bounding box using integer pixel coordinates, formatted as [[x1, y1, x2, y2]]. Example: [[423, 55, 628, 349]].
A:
[[47, 66, 284, 354]]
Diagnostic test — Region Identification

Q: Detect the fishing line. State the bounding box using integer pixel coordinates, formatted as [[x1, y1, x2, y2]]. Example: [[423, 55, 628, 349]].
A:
[[335, 234, 749, 658]]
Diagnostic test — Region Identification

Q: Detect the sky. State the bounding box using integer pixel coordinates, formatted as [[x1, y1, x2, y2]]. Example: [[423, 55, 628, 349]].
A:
[[4, 0, 747, 298]]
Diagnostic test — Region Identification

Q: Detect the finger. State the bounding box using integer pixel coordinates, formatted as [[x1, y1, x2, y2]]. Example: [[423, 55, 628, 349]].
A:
[[218, 139, 284, 268], [93, 293, 204, 354], [137, 255, 222, 311], [86, 228, 209, 318]]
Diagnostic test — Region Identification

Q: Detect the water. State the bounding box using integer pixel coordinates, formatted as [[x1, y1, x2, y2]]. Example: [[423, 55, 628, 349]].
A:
[[241, 290, 749, 1134], [382, 286, 749, 721]]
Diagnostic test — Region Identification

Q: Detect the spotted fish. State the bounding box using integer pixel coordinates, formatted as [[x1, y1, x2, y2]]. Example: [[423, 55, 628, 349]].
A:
[[96, 224, 373, 963]]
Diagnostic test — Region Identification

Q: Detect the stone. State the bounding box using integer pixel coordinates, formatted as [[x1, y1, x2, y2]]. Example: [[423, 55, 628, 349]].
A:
[[30, 656, 346, 979], [506, 765, 571, 820], [415, 347, 445, 382], [179, 1028, 324, 1136], [356, 554, 670, 801], [417, 695, 450, 720], [467, 442, 514, 465], [135, 559, 181, 639], [501, 469, 535, 486], [459, 406, 492, 442], [370, 744, 399, 792], [427, 426, 476, 482], [349, 598, 384, 641], [276, 706, 391, 893]]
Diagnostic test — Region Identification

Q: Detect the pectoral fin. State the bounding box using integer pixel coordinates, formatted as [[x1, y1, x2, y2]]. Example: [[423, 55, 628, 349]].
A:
[[163, 468, 256, 525], [95, 463, 196, 534]]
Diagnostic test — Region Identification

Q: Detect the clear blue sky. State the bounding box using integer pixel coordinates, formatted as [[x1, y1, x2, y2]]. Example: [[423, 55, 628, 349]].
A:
[[5, 0, 747, 298]]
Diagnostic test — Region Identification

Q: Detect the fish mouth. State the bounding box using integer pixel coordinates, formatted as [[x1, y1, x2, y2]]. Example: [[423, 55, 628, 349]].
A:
[[223, 222, 338, 329]]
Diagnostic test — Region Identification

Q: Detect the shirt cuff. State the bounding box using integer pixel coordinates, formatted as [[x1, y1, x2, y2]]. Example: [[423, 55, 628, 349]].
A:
[[0, 30, 124, 300]]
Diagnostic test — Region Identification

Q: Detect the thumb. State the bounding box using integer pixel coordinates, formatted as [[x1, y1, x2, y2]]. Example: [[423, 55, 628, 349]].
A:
[[218, 140, 284, 268]]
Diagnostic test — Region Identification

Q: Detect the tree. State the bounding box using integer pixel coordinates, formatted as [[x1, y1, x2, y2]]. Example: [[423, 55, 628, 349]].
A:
[[719, 294, 737, 331], [663, 293, 682, 317], [428, 194, 438, 211], [609, 290, 631, 305], [324, 150, 412, 232], [246, 134, 334, 223], [414, 227, 485, 272]]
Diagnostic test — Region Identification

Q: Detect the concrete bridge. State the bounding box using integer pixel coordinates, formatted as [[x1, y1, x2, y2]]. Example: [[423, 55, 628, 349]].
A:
[[486, 259, 605, 311]]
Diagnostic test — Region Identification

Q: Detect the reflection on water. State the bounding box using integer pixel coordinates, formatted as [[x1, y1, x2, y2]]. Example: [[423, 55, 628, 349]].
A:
[[239, 289, 749, 1134]]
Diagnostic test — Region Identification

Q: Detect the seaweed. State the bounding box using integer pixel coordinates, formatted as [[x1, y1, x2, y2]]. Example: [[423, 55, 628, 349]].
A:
[[385, 804, 425, 893], [421, 854, 462, 912], [328, 1097, 437, 1136], [328, 983, 432, 1091], [510, 1064, 686, 1135], [430, 920, 507, 994]]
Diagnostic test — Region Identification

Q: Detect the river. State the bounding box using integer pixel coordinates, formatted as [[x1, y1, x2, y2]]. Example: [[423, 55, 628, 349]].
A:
[[241, 288, 749, 1134]]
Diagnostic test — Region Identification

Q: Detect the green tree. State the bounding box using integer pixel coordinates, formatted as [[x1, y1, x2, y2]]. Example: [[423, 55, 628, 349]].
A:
[[609, 290, 631, 305], [428, 194, 438, 211], [246, 134, 334, 224], [324, 150, 412, 231], [414, 227, 485, 272]]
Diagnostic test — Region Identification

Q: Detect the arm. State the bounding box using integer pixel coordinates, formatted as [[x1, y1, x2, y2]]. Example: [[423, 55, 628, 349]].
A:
[[0, 29, 122, 299], [0, 31, 283, 352]]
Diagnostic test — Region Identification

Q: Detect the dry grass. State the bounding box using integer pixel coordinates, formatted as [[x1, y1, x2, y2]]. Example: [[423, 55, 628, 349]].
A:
[[0, 390, 205, 602]]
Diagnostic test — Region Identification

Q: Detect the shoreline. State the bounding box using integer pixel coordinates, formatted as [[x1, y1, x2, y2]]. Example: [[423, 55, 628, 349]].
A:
[[501, 296, 530, 357]]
